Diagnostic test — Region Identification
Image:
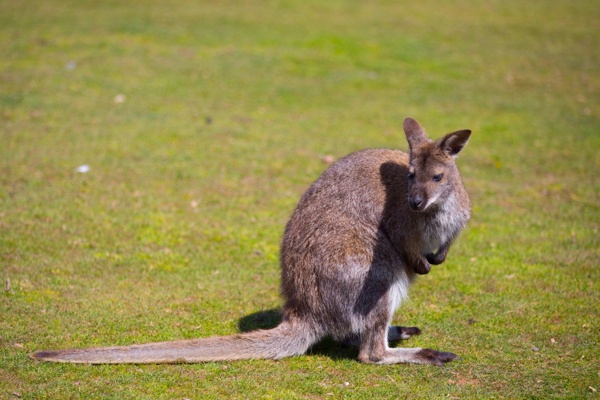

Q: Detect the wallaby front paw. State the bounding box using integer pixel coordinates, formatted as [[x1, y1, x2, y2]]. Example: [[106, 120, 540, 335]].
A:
[[425, 252, 445, 265], [413, 258, 431, 274]]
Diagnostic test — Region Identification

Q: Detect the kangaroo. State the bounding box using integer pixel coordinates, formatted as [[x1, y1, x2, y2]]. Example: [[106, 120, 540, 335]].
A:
[[32, 117, 472, 366]]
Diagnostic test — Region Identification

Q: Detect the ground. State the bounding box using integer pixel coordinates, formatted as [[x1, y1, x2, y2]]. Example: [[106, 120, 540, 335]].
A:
[[1, 0, 598, 398]]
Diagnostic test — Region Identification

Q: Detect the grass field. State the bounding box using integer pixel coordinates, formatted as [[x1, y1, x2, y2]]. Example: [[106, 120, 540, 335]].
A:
[[1, 0, 598, 398]]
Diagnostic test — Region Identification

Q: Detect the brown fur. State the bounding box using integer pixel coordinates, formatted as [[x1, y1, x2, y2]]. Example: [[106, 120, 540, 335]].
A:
[[32, 118, 472, 365]]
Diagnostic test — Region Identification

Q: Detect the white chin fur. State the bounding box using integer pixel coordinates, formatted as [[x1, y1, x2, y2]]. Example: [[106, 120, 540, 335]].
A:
[[423, 193, 440, 211]]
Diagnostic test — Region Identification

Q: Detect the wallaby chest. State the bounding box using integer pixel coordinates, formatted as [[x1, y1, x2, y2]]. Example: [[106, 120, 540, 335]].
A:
[[417, 195, 469, 256]]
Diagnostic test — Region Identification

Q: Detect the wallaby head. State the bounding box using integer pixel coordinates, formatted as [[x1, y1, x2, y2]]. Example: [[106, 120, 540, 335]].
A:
[[403, 118, 471, 212]]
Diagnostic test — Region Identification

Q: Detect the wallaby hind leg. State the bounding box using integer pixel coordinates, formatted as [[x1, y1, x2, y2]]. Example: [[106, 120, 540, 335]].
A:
[[388, 326, 421, 342], [358, 322, 457, 366], [343, 326, 420, 347]]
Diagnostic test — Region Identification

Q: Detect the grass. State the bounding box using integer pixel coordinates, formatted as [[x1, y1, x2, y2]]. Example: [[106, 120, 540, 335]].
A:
[[1, 0, 598, 398]]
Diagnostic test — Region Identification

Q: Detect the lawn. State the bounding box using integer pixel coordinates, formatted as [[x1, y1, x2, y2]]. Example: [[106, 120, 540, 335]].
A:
[[1, 0, 598, 398]]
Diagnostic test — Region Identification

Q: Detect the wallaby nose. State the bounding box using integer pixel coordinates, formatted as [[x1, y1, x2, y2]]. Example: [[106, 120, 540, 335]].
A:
[[409, 195, 424, 210]]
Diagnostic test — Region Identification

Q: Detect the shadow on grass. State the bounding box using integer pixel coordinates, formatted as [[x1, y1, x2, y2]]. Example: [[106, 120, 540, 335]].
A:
[[238, 309, 358, 362]]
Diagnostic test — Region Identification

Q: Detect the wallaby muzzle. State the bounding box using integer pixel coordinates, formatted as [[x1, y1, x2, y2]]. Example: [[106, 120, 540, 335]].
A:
[[408, 190, 428, 212], [409, 195, 423, 211]]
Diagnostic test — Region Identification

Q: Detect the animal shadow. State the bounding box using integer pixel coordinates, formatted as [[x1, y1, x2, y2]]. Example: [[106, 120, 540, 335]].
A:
[[238, 309, 357, 361]]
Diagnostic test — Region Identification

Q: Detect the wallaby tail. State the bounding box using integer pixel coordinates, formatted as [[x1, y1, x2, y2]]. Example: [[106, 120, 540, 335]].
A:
[[31, 320, 318, 364]]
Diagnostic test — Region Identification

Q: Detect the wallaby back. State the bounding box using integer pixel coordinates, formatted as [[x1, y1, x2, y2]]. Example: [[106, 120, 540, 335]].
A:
[[32, 117, 472, 366]]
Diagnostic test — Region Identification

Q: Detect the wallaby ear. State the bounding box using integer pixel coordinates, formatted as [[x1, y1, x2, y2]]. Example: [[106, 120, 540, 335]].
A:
[[403, 118, 429, 149], [439, 129, 471, 157]]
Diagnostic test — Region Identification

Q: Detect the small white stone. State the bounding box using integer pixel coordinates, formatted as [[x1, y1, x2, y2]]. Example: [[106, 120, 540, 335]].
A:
[[75, 165, 90, 173]]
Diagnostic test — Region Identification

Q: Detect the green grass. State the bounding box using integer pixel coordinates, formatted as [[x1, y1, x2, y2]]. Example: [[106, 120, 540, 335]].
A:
[[1, 0, 598, 398]]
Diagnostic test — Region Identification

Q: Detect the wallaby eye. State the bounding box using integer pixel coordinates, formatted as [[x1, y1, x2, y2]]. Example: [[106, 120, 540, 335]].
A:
[[432, 173, 444, 182], [408, 171, 415, 180]]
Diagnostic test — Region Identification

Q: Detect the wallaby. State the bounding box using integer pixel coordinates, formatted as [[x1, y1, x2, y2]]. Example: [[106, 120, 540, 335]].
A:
[[32, 117, 472, 366]]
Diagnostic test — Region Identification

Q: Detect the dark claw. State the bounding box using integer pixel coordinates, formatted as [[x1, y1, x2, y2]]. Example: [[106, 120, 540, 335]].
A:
[[426, 252, 445, 265], [413, 259, 431, 274], [416, 348, 459, 366]]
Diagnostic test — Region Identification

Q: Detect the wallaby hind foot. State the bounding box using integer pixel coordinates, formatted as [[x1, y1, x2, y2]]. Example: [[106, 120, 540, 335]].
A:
[[32, 117, 472, 366], [343, 326, 421, 347], [360, 347, 458, 366], [388, 326, 422, 341], [357, 321, 456, 366]]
